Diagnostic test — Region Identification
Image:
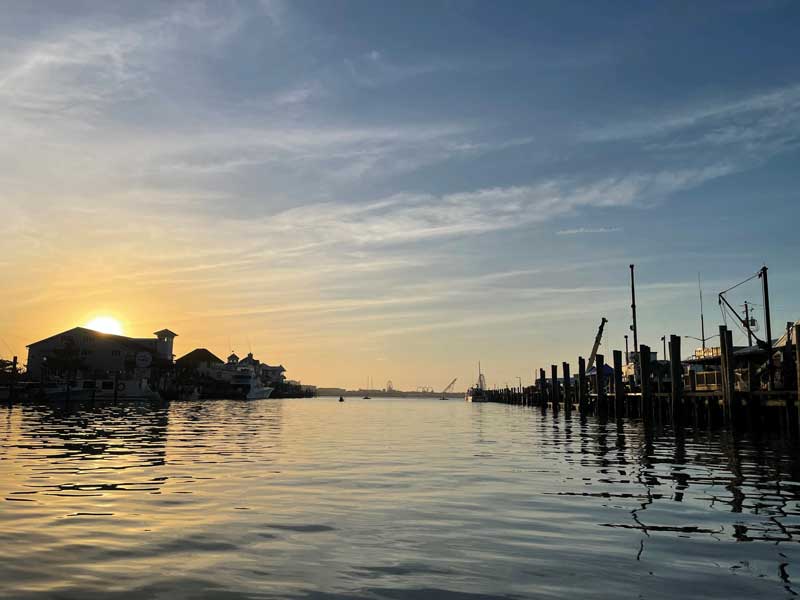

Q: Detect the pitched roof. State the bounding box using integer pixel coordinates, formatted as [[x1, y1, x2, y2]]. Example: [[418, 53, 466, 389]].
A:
[[176, 348, 224, 367], [154, 329, 179, 338], [239, 352, 259, 365], [27, 327, 153, 353]]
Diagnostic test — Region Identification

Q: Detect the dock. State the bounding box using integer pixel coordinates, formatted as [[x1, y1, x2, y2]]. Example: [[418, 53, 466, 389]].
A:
[[478, 324, 800, 432]]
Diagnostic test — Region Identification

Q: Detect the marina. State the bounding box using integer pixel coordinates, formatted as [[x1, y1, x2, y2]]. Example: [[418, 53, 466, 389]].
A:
[[1, 3, 799, 598], [471, 265, 800, 436]]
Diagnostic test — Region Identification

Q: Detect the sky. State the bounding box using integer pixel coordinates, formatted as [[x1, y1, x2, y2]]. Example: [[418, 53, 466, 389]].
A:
[[2, 1, 799, 391]]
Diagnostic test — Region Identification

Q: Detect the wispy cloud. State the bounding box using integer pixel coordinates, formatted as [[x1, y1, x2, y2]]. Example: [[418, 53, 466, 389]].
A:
[[557, 227, 622, 235], [584, 83, 800, 153], [252, 165, 730, 247]]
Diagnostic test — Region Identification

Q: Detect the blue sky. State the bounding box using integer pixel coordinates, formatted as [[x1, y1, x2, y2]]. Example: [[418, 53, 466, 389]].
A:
[[1, 1, 799, 390]]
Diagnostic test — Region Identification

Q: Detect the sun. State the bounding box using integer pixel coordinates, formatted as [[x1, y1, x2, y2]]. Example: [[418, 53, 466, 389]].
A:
[[85, 316, 124, 336]]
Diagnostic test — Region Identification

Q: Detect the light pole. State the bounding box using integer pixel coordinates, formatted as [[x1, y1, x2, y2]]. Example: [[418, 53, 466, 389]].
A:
[[630, 264, 639, 381], [661, 336, 667, 361], [684, 334, 718, 353]]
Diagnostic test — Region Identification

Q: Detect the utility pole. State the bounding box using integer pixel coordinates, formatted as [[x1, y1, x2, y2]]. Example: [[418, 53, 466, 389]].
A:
[[743, 302, 753, 347], [760, 266, 774, 390], [661, 336, 667, 362], [624, 335, 629, 364], [630, 264, 639, 383]]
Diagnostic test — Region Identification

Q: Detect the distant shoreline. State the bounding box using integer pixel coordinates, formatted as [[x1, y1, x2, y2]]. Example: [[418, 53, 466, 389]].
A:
[[316, 389, 463, 399]]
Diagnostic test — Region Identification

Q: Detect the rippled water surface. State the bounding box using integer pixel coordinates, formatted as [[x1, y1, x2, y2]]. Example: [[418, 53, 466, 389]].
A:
[[2, 397, 800, 599]]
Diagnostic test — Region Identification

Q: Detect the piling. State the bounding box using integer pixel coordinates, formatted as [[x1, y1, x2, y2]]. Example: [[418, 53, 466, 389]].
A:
[[725, 328, 736, 418], [9, 356, 17, 403], [719, 325, 732, 418], [596, 353, 606, 409], [795, 324, 800, 428], [539, 368, 547, 405], [783, 322, 795, 393], [578, 357, 587, 412], [613, 350, 624, 416], [563, 362, 572, 415], [670, 335, 682, 422], [113, 372, 119, 402], [640, 344, 652, 413], [551, 364, 559, 412]]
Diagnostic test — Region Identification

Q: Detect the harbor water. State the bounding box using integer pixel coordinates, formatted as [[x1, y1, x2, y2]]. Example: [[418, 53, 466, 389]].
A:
[[1, 397, 799, 599]]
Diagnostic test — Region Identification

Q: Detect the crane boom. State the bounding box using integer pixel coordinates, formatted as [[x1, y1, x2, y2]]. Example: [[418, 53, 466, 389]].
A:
[[587, 317, 608, 370], [441, 377, 458, 397]]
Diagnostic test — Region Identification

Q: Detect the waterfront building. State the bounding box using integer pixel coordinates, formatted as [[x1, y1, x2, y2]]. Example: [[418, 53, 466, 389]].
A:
[[26, 327, 177, 378], [229, 352, 287, 386], [175, 348, 224, 376], [261, 363, 286, 386]]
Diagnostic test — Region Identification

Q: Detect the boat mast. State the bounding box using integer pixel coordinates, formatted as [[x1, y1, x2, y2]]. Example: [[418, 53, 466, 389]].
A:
[[698, 273, 706, 350]]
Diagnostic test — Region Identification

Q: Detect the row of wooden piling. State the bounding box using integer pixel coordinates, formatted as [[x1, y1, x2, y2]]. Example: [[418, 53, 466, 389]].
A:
[[480, 325, 800, 430]]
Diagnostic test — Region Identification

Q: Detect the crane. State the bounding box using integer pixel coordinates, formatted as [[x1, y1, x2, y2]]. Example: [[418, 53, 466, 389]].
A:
[[440, 377, 458, 399], [587, 317, 608, 370]]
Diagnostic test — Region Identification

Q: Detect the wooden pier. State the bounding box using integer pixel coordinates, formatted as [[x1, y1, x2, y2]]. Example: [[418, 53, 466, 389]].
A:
[[478, 324, 800, 432]]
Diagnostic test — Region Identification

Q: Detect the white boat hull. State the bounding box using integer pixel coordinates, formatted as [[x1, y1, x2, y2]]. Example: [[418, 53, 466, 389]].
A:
[[465, 393, 489, 403], [90, 379, 161, 401], [246, 386, 274, 400]]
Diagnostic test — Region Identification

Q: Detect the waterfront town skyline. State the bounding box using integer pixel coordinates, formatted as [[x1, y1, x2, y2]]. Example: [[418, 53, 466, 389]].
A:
[[2, 2, 800, 392]]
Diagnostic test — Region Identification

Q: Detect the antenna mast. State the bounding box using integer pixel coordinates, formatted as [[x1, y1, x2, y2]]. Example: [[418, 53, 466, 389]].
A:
[[698, 273, 706, 350]]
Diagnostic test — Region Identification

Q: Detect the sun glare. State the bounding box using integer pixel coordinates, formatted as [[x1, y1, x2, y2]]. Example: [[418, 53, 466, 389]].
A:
[[85, 316, 124, 336]]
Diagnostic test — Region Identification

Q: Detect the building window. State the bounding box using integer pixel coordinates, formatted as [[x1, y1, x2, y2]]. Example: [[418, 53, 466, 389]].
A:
[[111, 350, 121, 357]]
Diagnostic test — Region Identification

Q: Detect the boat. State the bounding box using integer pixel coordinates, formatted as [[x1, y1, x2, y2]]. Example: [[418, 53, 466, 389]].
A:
[[84, 378, 162, 401], [465, 363, 488, 403], [245, 377, 274, 400], [227, 367, 273, 399], [40, 381, 95, 402]]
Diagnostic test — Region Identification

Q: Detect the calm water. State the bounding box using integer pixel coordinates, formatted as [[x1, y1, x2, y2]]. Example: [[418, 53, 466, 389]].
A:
[[1, 397, 799, 599]]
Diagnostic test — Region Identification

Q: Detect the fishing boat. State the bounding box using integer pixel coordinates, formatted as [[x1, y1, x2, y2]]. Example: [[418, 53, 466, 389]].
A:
[[228, 367, 274, 399], [465, 363, 488, 403], [245, 377, 274, 400]]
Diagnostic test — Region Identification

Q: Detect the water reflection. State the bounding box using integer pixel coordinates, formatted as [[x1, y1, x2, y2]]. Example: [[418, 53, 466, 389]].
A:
[[0, 398, 798, 599]]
